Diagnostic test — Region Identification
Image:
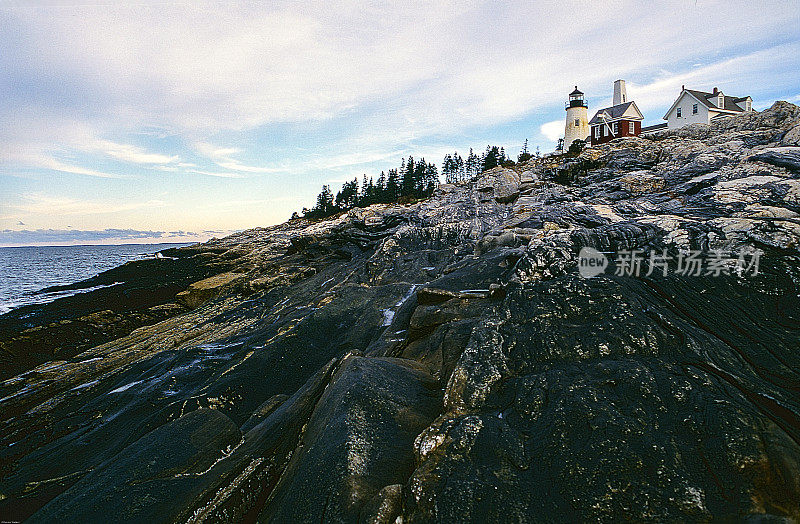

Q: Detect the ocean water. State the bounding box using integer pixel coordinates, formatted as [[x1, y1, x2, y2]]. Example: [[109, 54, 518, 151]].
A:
[[0, 243, 191, 315]]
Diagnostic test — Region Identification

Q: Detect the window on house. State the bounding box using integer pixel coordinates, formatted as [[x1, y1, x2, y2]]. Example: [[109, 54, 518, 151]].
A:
[[693, 103, 698, 114], [612, 122, 618, 135], [594, 127, 599, 138], [575, 119, 580, 127], [677, 107, 682, 117], [629, 121, 635, 134], [746, 100, 751, 111]]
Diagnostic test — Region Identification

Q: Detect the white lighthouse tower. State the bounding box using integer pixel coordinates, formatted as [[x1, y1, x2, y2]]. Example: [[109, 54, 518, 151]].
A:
[[564, 86, 590, 151]]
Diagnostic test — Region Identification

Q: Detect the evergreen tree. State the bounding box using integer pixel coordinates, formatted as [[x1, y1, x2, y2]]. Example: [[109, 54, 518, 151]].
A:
[[363, 176, 375, 206], [454, 153, 465, 183], [376, 171, 386, 202], [568, 139, 586, 156], [386, 169, 400, 201], [401, 156, 416, 197], [298, 149, 457, 217], [310, 185, 334, 217], [413, 157, 428, 196], [443, 153, 455, 184], [465, 148, 480, 180], [335, 178, 359, 210], [518, 139, 532, 163], [423, 160, 438, 195], [482, 145, 502, 171]]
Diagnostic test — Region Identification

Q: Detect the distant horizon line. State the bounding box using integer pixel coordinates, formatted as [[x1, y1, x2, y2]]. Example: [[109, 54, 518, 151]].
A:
[[0, 241, 197, 249]]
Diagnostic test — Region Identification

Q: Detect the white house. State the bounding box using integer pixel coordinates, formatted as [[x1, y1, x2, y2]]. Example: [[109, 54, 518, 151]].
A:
[[662, 86, 753, 130]]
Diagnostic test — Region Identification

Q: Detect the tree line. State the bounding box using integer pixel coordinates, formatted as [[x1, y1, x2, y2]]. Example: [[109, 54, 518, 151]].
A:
[[298, 141, 538, 219]]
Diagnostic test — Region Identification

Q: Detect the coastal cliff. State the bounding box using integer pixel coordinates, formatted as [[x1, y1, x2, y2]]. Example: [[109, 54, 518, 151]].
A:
[[2, 102, 800, 521]]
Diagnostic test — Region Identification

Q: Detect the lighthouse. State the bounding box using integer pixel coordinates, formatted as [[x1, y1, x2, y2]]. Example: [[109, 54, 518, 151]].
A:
[[564, 86, 590, 152]]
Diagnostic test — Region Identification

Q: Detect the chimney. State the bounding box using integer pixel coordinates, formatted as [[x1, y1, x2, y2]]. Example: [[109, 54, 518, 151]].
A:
[[681, 85, 685, 91], [613, 79, 627, 106], [712, 87, 718, 94]]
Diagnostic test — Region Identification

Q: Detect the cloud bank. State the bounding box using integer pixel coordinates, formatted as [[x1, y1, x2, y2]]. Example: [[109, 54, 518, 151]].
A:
[[0, 228, 230, 247], [1, 0, 799, 243]]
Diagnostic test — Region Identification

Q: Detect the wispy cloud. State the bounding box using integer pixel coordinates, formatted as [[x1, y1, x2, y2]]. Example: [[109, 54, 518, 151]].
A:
[[89, 139, 179, 165], [194, 142, 241, 161], [0, 228, 212, 247], [1, 1, 799, 240], [194, 141, 283, 174], [37, 156, 124, 179], [186, 169, 247, 179], [10, 194, 167, 216]]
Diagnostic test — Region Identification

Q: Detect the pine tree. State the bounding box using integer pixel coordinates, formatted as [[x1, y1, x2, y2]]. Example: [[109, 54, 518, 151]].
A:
[[312, 185, 334, 217], [386, 169, 399, 201], [518, 139, 532, 163], [423, 161, 439, 195], [482, 146, 502, 171], [401, 156, 416, 197], [465, 148, 479, 180], [443, 153, 455, 184], [335, 178, 359, 210], [359, 176, 373, 206], [298, 148, 469, 217], [454, 153, 465, 183], [376, 171, 387, 201]]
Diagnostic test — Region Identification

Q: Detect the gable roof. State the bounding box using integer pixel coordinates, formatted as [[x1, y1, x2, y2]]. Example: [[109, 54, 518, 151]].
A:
[[663, 89, 750, 119], [686, 89, 748, 112], [589, 101, 644, 124]]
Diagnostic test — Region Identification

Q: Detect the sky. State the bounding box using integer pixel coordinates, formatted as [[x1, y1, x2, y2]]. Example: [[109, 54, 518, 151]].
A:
[[1, 0, 799, 247]]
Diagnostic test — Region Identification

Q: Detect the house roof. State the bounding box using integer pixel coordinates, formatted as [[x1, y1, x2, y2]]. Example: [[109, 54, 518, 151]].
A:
[[685, 89, 748, 112], [589, 101, 644, 124], [641, 122, 668, 134], [663, 89, 751, 119]]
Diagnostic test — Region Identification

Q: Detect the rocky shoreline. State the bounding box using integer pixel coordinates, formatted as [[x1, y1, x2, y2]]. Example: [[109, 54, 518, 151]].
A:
[[1, 102, 800, 521], [0, 245, 244, 380]]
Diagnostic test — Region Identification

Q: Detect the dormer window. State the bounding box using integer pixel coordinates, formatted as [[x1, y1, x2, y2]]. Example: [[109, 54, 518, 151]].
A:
[[746, 99, 751, 111], [718, 94, 724, 108]]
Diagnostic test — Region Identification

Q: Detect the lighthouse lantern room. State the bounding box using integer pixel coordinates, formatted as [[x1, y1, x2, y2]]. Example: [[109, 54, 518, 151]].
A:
[[564, 86, 590, 151]]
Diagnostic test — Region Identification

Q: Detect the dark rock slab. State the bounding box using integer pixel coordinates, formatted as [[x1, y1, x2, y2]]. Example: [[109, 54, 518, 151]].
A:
[[176, 357, 339, 523], [750, 147, 800, 172], [259, 355, 442, 522], [28, 409, 240, 523]]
